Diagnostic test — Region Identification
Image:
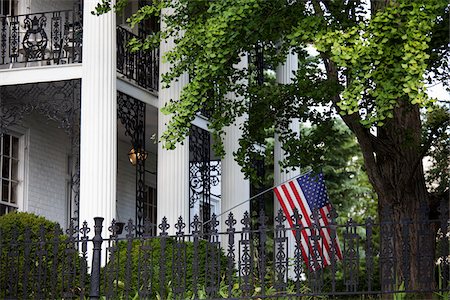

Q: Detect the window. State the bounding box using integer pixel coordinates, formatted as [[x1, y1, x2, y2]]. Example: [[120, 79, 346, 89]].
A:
[[143, 185, 157, 234], [0, 134, 20, 215]]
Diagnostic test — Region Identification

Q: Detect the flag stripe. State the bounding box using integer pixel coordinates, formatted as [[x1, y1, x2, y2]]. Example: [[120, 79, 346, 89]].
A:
[[274, 187, 311, 265], [281, 184, 318, 263], [273, 172, 343, 271], [288, 180, 330, 266]]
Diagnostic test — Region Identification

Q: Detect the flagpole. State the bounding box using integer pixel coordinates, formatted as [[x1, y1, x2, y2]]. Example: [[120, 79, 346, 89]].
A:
[[203, 169, 313, 226]]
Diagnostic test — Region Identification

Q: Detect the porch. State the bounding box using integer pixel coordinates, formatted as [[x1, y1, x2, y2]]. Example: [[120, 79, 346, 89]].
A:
[[0, 6, 159, 92]]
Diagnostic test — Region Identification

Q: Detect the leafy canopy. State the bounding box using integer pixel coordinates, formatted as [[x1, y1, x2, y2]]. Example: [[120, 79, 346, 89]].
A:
[[96, 0, 449, 191]]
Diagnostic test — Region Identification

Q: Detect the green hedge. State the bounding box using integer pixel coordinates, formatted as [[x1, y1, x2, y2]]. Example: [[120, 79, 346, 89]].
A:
[[103, 237, 229, 297], [0, 212, 88, 298]]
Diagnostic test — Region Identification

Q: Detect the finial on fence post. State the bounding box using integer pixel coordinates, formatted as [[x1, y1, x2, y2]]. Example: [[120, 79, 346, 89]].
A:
[[90, 217, 104, 300]]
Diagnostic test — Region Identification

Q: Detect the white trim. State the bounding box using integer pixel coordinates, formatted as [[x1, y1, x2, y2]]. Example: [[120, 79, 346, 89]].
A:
[[192, 115, 210, 131], [117, 75, 159, 108], [0, 64, 82, 86]]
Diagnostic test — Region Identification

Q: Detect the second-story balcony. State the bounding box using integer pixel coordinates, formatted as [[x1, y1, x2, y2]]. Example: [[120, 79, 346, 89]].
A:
[[0, 10, 159, 92], [117, 25, 159, 92], [0, 10, 82, 66]]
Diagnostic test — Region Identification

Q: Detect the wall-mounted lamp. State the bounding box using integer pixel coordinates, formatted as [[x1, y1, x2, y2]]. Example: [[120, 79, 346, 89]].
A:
[[128, 146, 148, 165]]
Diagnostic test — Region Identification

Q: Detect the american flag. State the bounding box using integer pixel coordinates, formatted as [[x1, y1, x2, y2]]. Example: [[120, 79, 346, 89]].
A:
[[274, 172, 342, 270]]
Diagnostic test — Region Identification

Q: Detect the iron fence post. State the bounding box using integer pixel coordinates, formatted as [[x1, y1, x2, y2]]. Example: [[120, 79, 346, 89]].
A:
[[90, 217, 104, 300]]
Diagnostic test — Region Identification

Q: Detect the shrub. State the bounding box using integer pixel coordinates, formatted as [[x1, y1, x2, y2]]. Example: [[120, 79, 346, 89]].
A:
[[0, 212, 88, 299], [102, 237, 229, 298]]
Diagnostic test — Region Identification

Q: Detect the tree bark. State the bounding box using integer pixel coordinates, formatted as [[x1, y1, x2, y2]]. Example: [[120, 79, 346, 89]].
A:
[[349, 99, 437, 296]]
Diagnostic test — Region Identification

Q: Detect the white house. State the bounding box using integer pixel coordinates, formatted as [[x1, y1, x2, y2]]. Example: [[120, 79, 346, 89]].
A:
[[0, 0, 297, 237]]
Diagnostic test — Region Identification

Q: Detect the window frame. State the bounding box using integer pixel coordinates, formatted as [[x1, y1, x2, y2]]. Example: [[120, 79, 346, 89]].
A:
[[0, 128, 27, 216]]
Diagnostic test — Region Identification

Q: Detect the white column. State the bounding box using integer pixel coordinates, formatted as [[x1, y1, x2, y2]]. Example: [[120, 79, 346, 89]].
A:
[[157, 8, 190, 234], [79, 0, 117, 235], [274, 50, 300, 191], [274, 50, 299, 278], [221, 56, 250, 232]]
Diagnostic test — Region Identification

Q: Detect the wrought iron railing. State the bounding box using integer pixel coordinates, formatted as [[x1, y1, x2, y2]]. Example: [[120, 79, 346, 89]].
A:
[[0, 207, 449, 299], [0, 10, 82, 66], [117, 26, 159, 92]]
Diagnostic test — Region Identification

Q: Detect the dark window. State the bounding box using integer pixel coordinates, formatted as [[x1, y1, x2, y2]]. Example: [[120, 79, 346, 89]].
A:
[[0, 134, 19, 215], [143, 185, 157, 235]]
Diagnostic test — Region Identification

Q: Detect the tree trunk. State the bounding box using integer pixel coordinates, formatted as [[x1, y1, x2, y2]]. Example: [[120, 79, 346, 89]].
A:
[[356, 100, 437, 296]]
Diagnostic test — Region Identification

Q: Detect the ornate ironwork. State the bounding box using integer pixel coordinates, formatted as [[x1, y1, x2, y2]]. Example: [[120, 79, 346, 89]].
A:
[[343, 218, 359, 292], [117, 91, 146, 236], [274, 209, 288, 292], [292, 208, 304, 294], [225, 212, 237, 296], [257, 209, 268, 295], [205, 213, 220, 298], [158, 217, 169, 299], [79, 221, 89, 299], [1, 16, 8, 64], [0, 80, 81, 227], [380, 205, 396, 292], [173, 216, 187, 297], [117, 26, 159, 92], [0, 10, 82, 66], [123, 219, 135, 298], [401, 217, 411, 290], [190, 214, 201, 298], [105, 219, 120, 299], [0, 214, 448, 299], [189, 125, 221, 229], [239, 211, 253, 296], [365, 217, 374, 292], [329, 207, 339, 293], [139, 218, 154, 298]]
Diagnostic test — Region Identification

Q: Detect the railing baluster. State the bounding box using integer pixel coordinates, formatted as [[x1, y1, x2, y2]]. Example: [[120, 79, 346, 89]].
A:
[[380, 205, 395, 293], [158, 217, 169, 299], [401, 217, 411, 290], [257, 209, 268, 296], [1, 16, 6, 64], [343, 218, 359, 293], [35, 225, 47, 298], [365, 217, 374, 293], [173, 216, 187, 299], [225, 212, 236, 298], [116, 25, 159, 91], [205, 213, 220, 298], [124, 219, 136, 299], [138, 218, 154, 299], [90, 217, 104, 300], [239, 211, 253, 297], [79, 221, 90, 299], [105, 219, 119, 300], [328, 207, 339, 294], [9, 16, 19, 63], [291, 208, 303, 295], [190, 215, 201, 299], [274, 209, 287, 293]]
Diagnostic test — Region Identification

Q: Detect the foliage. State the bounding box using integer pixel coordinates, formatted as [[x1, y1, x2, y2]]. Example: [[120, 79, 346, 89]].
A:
[[95, 0, 449, 200], [102, 237, 228, 298], [0, 212, 88, 298], [423, 106, 450, 195], [314, 1, 446, 126]]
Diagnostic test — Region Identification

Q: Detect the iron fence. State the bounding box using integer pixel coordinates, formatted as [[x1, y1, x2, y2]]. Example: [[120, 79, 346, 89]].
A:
[[0, 10, 82, 66], [0, 207, 449, 299], [117, 26, 159, 92]]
